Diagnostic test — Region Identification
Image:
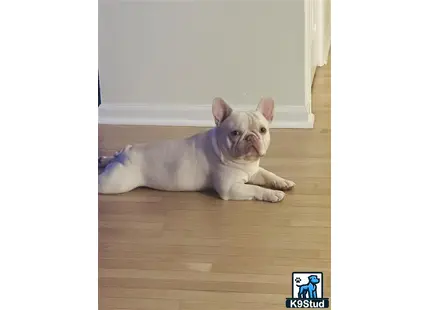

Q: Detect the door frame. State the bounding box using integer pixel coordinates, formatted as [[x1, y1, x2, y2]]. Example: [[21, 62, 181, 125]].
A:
[[314, 0, 331, 66], [98, 73, 101, 107]]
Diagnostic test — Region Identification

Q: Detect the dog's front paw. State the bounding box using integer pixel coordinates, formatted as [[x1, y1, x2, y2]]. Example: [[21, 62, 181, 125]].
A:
[[272, 178, 296, 191], [263, 190, 286, 203]]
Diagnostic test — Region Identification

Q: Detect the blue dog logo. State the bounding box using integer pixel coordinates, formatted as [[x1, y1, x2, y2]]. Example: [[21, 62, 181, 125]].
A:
[[296, 275, 320, 299]]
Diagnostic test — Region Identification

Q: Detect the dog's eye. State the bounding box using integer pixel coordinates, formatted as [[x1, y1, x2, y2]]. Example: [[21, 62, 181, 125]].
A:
[[260, 127, 267, 134], [230, 130, 241, 137]]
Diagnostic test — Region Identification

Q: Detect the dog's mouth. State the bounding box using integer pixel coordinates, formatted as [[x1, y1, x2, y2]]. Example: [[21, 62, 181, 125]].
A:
[[252, 145, 265, 157], [248, 138, 266, 157], [239, 144, 265, 159]]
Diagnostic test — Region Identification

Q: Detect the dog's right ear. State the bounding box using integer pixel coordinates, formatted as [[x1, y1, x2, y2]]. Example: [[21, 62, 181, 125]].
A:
[[212, 97, 233, 126]]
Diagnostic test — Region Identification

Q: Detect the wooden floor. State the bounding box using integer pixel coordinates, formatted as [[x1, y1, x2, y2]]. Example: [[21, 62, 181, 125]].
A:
[[98, 58, 331, 310]]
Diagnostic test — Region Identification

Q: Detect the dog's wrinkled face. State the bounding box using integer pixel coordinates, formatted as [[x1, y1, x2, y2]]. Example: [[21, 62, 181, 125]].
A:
[[212, 97, 274, 162]]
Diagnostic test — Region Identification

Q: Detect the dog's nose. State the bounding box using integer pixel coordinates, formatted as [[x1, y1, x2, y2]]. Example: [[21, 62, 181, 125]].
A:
[[245, 134, 258, 142]]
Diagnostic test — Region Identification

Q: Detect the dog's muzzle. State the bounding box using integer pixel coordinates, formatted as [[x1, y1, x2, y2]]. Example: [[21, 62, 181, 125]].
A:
[[245, 134, 265, 156]]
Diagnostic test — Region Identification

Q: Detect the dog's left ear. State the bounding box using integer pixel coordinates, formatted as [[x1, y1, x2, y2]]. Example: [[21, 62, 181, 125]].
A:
[[256, 97, 274, 122]]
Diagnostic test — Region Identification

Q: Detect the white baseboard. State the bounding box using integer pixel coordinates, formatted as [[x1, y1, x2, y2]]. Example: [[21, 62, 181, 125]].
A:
[[99, 103, 315, 129]]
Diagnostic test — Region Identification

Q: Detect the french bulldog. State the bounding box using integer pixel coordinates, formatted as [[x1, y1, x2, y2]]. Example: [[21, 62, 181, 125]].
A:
[[98, 97, 295, 202]]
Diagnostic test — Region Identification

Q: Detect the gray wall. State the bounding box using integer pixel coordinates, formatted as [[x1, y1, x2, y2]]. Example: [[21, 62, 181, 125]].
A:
[[99, 0, 306, 110]]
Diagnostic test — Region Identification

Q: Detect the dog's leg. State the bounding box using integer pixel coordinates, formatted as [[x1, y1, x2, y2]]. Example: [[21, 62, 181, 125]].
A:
[[99, 162, 142, 194], [99, 145, 133, 169], [98, 155, 115, 169], [248, 167, 295, 191], [98, 145, 143, 194], [298, 288, 304, 299], [215, 182, 286, 202]]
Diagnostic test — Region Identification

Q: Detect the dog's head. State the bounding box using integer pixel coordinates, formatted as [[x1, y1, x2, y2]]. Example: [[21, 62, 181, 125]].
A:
[[212, 97, 274, 162], [308, 275, 320, 284]]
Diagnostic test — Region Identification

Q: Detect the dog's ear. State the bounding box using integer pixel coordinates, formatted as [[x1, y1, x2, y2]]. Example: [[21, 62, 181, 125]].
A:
[[212, 97, 233, 126], [256, 97, 275, 122]]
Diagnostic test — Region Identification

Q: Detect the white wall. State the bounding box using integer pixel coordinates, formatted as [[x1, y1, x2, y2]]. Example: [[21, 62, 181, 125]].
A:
[[99, 0, 314, 128]]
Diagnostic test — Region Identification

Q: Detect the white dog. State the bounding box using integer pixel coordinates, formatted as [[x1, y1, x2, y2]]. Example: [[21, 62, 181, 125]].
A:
[[98, 97, 295, 202]]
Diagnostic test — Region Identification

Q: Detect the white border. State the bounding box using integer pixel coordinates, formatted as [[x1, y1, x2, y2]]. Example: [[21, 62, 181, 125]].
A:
[[0, 1, 97, 309], [333, 0, 430, 309], [2, 1, 430, 310]]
